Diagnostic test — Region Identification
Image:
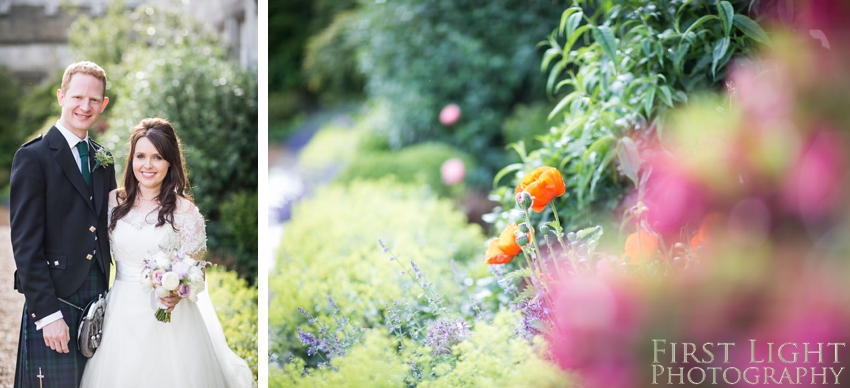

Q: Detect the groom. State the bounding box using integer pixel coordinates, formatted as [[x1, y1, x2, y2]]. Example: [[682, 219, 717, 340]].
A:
[[10, 61, 116, 387]]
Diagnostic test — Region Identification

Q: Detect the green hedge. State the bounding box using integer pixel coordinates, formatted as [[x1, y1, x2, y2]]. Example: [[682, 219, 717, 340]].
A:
[[269, 179, 487, 367], [337, 143, 476, 199], [270, 311, 572, 387], [207, 266, 258, 381]]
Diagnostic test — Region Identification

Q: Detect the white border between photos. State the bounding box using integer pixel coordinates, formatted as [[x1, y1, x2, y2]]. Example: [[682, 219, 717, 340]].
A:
[[257, 0, 269, 385]]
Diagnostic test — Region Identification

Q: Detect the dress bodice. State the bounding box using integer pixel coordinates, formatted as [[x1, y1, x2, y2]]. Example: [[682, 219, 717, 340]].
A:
[[109, 203, 207, 281]]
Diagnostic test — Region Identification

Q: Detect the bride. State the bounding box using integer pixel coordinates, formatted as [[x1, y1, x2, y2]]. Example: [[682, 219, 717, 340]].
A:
[[80, 118, 255, 387]]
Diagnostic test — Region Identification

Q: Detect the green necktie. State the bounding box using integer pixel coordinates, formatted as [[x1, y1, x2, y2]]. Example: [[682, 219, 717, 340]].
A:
[[76, 141, 91, 187]]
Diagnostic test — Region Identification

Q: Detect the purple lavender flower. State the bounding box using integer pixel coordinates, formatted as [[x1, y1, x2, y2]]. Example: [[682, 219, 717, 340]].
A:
[[424, 318, 471, 356]]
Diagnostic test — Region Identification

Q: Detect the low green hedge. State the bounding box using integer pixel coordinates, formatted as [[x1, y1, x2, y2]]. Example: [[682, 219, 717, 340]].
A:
[[269, 178, 486, 367], [337, 143, 476, 198], [207, 266, 258, 381]]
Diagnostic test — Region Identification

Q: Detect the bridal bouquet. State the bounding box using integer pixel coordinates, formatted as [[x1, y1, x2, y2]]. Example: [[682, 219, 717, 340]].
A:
[[140, 247, 209, 323]]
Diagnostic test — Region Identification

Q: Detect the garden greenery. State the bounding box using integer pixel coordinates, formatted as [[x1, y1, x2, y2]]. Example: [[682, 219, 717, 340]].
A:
[[310, 0, 556, 182], [70, 2, 259, 283], [269, 179, 487, 370], [207, 267, 259, 381], [490, 0, 768, 232]]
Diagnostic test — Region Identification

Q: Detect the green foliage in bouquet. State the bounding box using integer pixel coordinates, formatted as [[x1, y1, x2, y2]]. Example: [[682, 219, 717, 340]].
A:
[[207, 267, 258, 381], [491, 0, 768, 231], [70, 2, 258, 283], [311, 0, 555, 179], [268, 179, 487, 368]]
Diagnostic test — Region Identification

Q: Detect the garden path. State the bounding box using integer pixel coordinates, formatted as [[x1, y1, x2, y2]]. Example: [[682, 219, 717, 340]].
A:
[[0, 207, 24, 387]]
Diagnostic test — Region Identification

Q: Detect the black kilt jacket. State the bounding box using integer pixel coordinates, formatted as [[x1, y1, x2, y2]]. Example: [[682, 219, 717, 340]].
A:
[[9, 125, 115, 323]]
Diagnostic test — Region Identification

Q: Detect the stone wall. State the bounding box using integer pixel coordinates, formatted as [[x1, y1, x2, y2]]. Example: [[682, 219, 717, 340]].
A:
[[0, 0, 257, 85]]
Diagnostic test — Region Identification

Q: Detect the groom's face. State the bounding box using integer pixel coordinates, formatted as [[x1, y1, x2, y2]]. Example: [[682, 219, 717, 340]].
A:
[[57, 73, 109, 138]]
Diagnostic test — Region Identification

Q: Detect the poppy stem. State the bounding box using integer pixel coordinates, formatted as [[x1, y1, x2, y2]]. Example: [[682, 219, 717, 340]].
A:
[[547, 202, 568, 277]]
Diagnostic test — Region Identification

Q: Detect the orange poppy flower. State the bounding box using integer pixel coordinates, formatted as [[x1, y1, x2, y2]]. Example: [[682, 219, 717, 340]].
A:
[[485, 223, 525, 265], [515, 167, 566, 212], [485, 239, 515, 264], [691, 213, 725, 250], [623, 229, 658, 263]]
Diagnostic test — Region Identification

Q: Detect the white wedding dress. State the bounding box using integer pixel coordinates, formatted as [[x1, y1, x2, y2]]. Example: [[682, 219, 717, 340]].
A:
[[80, 199, 255, 387]]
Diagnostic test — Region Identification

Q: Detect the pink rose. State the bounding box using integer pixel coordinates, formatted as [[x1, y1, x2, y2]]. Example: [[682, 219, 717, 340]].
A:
[[439, 104, 461, 125], [440, 158, 466, 185]]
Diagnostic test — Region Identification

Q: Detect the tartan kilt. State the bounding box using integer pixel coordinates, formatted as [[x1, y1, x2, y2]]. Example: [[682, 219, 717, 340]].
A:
[[14, 263, 106, 388]]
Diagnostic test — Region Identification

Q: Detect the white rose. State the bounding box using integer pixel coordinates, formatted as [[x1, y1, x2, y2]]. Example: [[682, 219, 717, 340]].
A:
[[140, 269, 153, 292], [188, 266, 204, 284], [155, 253, 172, 270], [161, 272, 180, 291], [155, 286, 170, 298]]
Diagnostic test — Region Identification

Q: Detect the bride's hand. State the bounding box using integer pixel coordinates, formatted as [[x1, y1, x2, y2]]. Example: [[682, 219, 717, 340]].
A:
[[160, 294, 181, 313]]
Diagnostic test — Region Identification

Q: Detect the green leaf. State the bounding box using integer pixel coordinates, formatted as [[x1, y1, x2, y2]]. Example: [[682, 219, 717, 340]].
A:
[[541, 47, 561, 73], [718, 1, 734, 36], [504, 267, 532, 282], [681, 15, 719, 41], [658, 85, 673, 107], [547, 60, 566, 97], [733, 14, 771, 44], [711, 36, 730, 78], [644, 86, 656, 117], [565, 25, 592, 53], [548, 90, 580, 121], [514, 284, 538, 304], [592, 26, 618, 62], [559, 7, 582, 36], [565, 11, 584, 40], [507, 141, 528, 161], [576, 225, 602, 240], [617, 137, 641, 187], [493, 163, 524, 187]]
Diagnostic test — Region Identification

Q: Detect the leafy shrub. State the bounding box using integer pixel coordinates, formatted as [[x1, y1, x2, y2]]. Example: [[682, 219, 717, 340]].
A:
[[207, 266, 259, 381], [296, 123, 361, 178], [70, 2, 258, 282], [0, 66, 22, 189], [216, 191, 259, 283], [271, 310, 573, 387], [337, 143, 476, 199], [501, 102, 555, 156], [268, 179, 486, 367], [490, 0, 768, 231], [312, 0, 555, 178]]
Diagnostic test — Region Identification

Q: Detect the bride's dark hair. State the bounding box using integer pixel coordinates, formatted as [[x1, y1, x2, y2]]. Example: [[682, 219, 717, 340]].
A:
[[109, 118, 193, 231]]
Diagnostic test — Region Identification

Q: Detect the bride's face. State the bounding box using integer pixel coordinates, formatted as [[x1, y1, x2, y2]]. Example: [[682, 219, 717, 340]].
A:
[[133, 136, 170, 193]]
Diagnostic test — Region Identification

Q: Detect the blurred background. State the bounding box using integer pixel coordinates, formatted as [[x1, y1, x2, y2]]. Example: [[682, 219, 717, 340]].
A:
[[0, 0, 258, 382]]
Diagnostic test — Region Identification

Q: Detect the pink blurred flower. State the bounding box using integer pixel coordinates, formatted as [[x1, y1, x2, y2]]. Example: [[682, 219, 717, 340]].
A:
[[439, 104, 462, 125], [782, 129, 847, 221], [440, 158, 466, 185], [643, 164, 708, 237], [549, 277, 645, 388]]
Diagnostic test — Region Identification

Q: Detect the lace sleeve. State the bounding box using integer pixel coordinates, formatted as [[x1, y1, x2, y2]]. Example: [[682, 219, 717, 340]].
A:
[[176, 205, 207, 259]]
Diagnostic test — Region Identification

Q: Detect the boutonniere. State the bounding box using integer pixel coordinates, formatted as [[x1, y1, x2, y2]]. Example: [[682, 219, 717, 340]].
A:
[[93, 147, 114, 169]]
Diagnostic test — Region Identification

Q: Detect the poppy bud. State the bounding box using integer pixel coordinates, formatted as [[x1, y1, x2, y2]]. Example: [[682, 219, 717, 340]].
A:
[[567, 232, 577, 242], [515, 234, 529, 246], [518, 222, 530, 233], [539, 224, 549, 234], [516, 191, 533, 210]]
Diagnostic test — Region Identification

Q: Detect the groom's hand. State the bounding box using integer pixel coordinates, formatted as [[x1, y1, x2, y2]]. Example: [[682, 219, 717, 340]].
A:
[[160, 295, 181, 313], [43, 319, 70, 354]]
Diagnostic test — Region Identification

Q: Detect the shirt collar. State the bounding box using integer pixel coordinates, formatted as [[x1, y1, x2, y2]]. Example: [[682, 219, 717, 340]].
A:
[[55, 121, 89, 149]]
